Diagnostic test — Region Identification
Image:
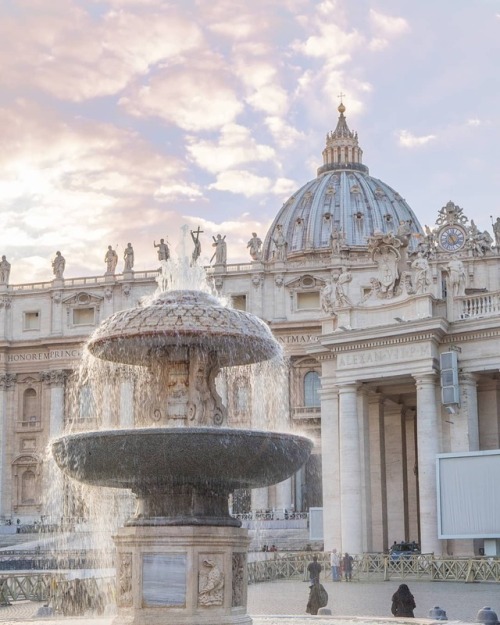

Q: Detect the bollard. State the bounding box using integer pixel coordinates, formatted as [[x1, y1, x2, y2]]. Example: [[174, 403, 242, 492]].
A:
[[477, 607, 498, 625], [429, 606, 448, 620], [318, 607, 332, 615]]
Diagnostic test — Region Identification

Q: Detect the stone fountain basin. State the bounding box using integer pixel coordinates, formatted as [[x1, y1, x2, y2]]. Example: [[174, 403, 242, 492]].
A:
[[52, 427, 313, 491]]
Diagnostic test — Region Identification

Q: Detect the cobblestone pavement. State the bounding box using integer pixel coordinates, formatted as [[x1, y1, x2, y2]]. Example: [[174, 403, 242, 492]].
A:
[[0, 579, 499, 623], [247, 578, 500, 622]]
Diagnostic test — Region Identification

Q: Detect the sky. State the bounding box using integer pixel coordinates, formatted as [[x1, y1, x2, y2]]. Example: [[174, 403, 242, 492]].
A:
[[1, 0, 500, 283]]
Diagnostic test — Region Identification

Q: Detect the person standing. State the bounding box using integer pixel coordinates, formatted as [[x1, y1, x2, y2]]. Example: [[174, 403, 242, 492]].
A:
[[307, 555, 322, 584], [330, 549, 340, 581], [342, 552, 353, 581], [391, 583, 416, 617]]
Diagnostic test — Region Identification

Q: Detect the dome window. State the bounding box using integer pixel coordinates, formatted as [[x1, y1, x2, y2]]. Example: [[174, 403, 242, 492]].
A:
[[350, 185, 361, 194], [354, 211, 364, 221], [384, 214, 393, 223]]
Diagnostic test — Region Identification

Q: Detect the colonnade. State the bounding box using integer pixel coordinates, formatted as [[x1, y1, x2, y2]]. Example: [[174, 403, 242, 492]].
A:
[[321, 371, 483, 556]]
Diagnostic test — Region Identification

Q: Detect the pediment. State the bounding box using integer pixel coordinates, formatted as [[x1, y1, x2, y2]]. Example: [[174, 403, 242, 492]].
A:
[[62, 292, 104, 307], [285, 275, 327, 291]]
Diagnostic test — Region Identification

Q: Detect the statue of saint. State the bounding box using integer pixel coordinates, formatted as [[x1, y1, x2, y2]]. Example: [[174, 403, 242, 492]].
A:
[[411, 252, 431, 294], [272, 224, 287, 261], [104, 246, 118, 275], [52, 251, 65, 279], [191, 228, 202, 265], [154, 238, 170, 262], [0, 256, 11, 284], [123, 243, 134, 272], [493, 217, 500, 248], [211, 234, 227, 265], [446, 258, 466, 297], [247, 233, 262, 260]]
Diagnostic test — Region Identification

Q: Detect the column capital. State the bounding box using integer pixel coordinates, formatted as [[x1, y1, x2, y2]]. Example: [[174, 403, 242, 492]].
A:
[[413, 372, 438, 388], [0, 372, 17, 389], [459, 372, 479, 386], [41, 369, 71, 386], [338, 381, 360, 394]]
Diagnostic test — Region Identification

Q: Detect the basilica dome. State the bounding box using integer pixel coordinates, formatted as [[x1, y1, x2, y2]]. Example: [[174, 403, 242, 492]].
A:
[[262, 103, 423, 261]]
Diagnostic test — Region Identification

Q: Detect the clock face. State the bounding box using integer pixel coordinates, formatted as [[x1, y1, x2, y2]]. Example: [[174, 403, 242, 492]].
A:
[[439, 226, 465, 252]]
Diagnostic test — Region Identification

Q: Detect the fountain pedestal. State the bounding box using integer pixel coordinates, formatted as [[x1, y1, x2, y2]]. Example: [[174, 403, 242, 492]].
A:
[[114, 525, 251, 625]]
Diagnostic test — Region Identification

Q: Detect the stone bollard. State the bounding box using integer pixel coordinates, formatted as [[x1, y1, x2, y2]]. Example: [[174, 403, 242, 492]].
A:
[[477, 607, 499, 625], [429, 606, 448, 620], [318, 607, 332, 615]]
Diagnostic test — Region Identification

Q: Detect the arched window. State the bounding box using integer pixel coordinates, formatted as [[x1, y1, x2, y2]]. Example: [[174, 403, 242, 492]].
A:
[[21, 470, 36, 504], [22, 388, 37, 424], [304, 371, 320, 407]]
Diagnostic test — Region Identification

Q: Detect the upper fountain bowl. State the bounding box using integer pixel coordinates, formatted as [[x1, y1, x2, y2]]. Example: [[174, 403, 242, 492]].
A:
[[87, 290, 280, 367]]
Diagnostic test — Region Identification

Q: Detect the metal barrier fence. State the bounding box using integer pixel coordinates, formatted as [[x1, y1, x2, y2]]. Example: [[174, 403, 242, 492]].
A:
[[248, 553, 500, 584]]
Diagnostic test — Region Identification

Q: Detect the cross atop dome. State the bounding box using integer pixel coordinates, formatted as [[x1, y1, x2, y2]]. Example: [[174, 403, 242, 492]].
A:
[[317, 97, 367, 176]]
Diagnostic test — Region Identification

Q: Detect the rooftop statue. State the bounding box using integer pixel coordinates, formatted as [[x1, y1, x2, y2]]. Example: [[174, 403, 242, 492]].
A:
[[154, 238, 170, 262], [104, 246, 118, 275], [0, 256, 11, 285], [190, 227, 203, 265], [211, 234, 227, 265], [247, 233, 262, 261], [52, 251, 65, 279], [272, 224, 287, 261], [123, 243, 134, 272]]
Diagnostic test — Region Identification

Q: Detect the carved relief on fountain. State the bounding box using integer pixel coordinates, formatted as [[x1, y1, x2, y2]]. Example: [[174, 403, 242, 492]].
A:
[[117, 552, 133, 607], [232, 552, 246, 607], [198, 556, 224, 607]]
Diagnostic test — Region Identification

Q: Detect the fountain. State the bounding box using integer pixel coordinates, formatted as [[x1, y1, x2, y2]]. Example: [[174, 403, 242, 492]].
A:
[[51, 288, 312, 624]]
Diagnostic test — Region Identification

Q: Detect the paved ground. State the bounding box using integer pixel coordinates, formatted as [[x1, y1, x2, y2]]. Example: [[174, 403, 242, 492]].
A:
[[0, 578, 498, 623]]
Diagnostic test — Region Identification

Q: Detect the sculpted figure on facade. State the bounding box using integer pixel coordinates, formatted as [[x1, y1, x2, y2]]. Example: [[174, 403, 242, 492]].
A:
[[0, 256, 11, 284], [156, 260, 169, 292], [411, 252, 431, 294], [330, 228, 344, 255], [123, 243, 134, 271], [247, 233, 262, 260], [372, 245, 401, 297], [493, 217, 500, 249], [198, 558, 224, 606], [154, 238, 170, 262], [320, 282, 335, 315], [272, 224, 287, 261], [334, 267, 353, 306], [446, 257, 466, 297], [52, 251, 65, 279], [211, 234, 227, 265], [104, 246, 118, 275], [468, 228, 493, 257], [191, 227, 202, 265]]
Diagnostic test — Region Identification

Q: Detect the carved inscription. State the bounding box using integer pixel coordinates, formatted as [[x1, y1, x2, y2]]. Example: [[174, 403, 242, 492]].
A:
[[337, 344, 429, 369]]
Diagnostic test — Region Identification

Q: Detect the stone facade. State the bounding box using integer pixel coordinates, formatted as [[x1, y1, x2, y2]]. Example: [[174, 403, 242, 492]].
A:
[[1, 105, 500, 559]]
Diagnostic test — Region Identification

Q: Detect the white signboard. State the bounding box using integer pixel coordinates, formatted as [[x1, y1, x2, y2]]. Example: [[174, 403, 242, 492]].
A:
[[437, 451, 500, 539]]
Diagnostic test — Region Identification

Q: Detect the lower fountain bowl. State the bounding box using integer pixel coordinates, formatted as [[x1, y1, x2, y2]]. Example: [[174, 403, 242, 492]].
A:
[[52, 426, 313, 493]]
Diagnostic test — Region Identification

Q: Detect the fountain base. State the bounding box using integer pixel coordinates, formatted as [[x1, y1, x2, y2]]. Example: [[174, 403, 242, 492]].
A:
[[113, 524, 252, 625]]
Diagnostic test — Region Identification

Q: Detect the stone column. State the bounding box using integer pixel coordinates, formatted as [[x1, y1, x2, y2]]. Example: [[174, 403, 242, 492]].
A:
[[338, 382, 363, 553], [51, 292, 63, 335], [368, 394, 387, 552], [384, 404, 406, 544], [0, 374, 16, 519], [358, 387, 371, 552], [274, 478, 292, 512], [320, 385, 341, 551], [42, 370, 68, 439], [119, 374, 134, 428], [414, 374, 443, 555], [0, 296, 12, 340], [452, 373, 479, 451], [273, 275, 286, 320]]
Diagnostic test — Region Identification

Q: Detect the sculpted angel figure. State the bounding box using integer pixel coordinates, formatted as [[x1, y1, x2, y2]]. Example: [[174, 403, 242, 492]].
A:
[[247, 233, 262, 260]]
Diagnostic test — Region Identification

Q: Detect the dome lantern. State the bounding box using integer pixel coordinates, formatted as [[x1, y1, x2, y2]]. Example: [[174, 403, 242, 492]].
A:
[[318, 102, 367, 176]]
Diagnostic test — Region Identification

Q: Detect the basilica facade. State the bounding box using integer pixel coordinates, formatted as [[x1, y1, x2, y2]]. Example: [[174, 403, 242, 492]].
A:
[[1, 104, 500, 557]]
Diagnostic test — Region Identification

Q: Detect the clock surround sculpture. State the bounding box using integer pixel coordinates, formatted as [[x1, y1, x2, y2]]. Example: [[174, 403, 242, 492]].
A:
[[52, 289, 312, 625]]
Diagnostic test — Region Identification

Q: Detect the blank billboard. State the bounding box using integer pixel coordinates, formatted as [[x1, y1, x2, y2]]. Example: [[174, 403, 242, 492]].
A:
[[437, 451, 500, 539]]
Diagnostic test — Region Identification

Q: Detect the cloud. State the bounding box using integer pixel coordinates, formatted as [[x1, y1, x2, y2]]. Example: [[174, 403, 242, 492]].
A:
[[0, 3, 204, 101], [369, 9, 410, 37], [398, 130, 436, 148], [120, 54, 244, 131], [186, 124, 275, 174], [467, 118, 481, 126], [208, 170, 273, 197]]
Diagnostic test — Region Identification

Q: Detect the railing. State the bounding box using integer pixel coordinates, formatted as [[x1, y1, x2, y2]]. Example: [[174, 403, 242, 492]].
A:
[[0, 573, 57, 604], [248, 553, 500, 584], [232, 509, 308, 521], [9, 270, 161, 292], [291, 406, 321, 419], [458, 291, 500, 319]]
